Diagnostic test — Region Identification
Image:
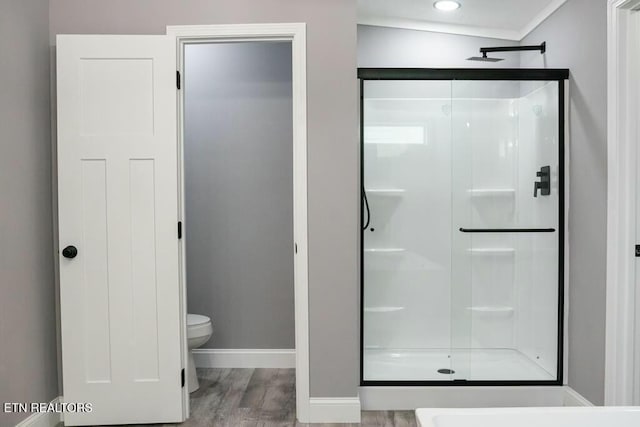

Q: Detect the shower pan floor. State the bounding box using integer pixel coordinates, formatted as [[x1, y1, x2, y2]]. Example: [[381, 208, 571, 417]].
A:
[[364, 348, 555, 382]]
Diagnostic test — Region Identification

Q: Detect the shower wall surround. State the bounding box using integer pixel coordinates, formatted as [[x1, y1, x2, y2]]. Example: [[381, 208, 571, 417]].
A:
[[361, 71, 567, 385]]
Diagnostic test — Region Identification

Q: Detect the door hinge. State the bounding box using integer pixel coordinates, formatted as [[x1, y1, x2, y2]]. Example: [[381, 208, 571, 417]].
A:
[[181, 368, 185, 387], [295, 243, 298, 254], [636, 245, 640, 257], [178, 221, 182, 239], [176, 70, 181, 90]]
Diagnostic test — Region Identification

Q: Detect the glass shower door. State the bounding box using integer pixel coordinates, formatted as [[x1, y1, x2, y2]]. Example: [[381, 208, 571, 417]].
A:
[[449, 80, 561, 382], [361, 72, 564, 385], [362, 79, 455, 381]]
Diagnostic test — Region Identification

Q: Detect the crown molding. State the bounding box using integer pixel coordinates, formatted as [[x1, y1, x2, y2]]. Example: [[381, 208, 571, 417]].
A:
[[358, 14, 520, 40], [358, 0, 567, 42]]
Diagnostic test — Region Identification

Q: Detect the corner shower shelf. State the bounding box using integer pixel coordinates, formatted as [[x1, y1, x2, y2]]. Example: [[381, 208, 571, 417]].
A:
[[468, 189, 515, 197], [364, 248, 406, 254], [364, 306, 405, 313], [468, 248, 515, 256], [467, 306, 514, 315], [366, 189, 406, 197]]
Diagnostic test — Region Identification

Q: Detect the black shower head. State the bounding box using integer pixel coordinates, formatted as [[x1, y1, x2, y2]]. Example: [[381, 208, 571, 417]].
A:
[[467, 52, 504, 62]]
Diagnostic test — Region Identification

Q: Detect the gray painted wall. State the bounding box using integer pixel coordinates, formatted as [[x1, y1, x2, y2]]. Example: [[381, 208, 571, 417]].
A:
[[358, 25, 520, 68], [0, 1, 58, 426], [184, 42, 294, 349], [50, 0, 359, 398], [521, 0, 608, 405]]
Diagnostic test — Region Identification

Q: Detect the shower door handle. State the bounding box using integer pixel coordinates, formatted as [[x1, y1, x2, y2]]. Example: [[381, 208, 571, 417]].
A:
[[459, 228, 555, 233]]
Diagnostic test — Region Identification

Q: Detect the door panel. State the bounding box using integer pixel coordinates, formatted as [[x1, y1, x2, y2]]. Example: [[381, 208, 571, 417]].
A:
[[57, 35, 184, 425]]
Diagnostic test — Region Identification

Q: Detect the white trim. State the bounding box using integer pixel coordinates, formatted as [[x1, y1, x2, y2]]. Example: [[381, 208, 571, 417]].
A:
[[192, 349, 295, 369], [360, 386, 566, 410], [173, 29, 190, 421], [563, 81, 571, 386], [605, 0, 640, 407], [14, 397, 63, 427], [358, 1, 566, 42], [358, 14, 520, 41], [308, 398, 361, 423], [564, 387, 594, 407], [166, 23, 312, 423]]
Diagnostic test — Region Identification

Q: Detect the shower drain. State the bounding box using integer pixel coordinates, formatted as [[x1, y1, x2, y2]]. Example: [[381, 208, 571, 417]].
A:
[[437, 368, 455, 375]]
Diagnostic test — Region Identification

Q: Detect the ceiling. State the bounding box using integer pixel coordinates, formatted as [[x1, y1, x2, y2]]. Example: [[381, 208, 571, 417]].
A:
[[358, 0, 567, 41]]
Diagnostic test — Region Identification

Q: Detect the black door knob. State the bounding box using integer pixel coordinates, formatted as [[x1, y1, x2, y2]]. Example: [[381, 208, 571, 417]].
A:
[[62, 245, 78, 259]]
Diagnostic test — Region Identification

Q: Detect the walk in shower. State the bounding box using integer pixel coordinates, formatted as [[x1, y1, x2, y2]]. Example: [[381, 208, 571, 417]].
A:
[[360, 69, 568, 385]]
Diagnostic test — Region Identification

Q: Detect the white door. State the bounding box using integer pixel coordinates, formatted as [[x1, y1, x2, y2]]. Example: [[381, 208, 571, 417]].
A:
[[56, 35, 184, 425]]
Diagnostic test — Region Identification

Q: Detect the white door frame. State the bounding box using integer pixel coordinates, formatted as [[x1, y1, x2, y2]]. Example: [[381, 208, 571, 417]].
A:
[[165, 23, 310, 422], [605, 0, 640, 406]]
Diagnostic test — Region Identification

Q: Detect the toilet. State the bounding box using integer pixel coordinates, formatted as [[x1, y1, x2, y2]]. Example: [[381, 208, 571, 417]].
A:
[[187, 313, 213, 393]]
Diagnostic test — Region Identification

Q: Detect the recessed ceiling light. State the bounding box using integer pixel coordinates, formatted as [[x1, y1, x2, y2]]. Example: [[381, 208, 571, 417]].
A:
[[434, 1, 461, 11]]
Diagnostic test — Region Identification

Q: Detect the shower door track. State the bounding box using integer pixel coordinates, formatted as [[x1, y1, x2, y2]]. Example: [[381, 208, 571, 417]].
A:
[[359, 67, 569, 388]]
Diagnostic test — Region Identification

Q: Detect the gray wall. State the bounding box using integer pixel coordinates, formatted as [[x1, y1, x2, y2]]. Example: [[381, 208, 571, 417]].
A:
[[0, 1, 58, 426], [358, 25, 520, 68], [184, 42, 294, 349], [50, 0, 359, 398], [521, 0, 608, 405]]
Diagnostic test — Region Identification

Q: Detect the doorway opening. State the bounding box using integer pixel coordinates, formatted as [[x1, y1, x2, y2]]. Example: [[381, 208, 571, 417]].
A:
[[169, 24, 310, 422]]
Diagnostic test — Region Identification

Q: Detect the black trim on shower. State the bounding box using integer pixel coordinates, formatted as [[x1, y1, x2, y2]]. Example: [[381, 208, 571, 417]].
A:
[[357, 68, 569, 81], [557, 78, 566, 388], [459, 228, 556, 233], [359, 77, 366, 388], [358, 68, 568, 388]]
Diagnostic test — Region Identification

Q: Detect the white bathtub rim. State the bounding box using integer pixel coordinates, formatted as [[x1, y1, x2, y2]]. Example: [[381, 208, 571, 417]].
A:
[[416, 405, 640, 426], [417, 406, 640, 416]]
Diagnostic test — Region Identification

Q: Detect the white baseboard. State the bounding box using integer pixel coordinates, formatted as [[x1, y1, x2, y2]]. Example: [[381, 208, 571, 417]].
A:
[[14, 397, 63, 427], [564, 387, 594, 407], [308, 397, 361, 423], [192, 348, 295, 368]]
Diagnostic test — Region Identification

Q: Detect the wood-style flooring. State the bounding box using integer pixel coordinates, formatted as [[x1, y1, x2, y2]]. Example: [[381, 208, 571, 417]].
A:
[[144, 368, 417, 427]]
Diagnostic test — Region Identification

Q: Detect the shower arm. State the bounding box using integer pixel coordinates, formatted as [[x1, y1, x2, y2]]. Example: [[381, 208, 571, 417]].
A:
[[480, 42, 546, 55]]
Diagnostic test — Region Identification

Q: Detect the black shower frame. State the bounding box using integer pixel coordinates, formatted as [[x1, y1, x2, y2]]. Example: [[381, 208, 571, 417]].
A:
[[359, 68, 569, 387]]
